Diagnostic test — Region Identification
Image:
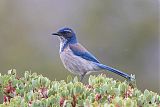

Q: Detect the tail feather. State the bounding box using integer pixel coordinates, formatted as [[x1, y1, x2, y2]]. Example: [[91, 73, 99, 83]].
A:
[[96, 63, 131, 80]]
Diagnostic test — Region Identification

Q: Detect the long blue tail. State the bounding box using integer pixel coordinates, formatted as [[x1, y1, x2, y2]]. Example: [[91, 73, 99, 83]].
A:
[[96, 63, 131, 80]]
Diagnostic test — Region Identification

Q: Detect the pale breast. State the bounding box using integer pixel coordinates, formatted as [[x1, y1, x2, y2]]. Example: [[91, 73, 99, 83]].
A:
[[60, 46, 99, 75]]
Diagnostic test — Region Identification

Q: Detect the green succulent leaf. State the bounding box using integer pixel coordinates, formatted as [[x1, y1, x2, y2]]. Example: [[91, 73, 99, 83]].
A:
[[0, 69, 159, 106]]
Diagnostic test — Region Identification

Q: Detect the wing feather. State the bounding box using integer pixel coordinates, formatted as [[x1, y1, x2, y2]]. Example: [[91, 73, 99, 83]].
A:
[[69, 43, 100, 63]]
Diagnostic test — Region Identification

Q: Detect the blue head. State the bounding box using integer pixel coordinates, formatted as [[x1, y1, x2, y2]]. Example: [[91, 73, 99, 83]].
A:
[[52, 27, 77, 44]]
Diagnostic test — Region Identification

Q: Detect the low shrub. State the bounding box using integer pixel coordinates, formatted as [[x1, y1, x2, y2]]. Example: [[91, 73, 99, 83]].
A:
[[0, 69, 159, 107]]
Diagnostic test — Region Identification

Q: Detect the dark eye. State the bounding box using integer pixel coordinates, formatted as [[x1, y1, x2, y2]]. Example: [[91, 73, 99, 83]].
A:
[[62, 31, 71, 35], [63, 31, 68, 34]]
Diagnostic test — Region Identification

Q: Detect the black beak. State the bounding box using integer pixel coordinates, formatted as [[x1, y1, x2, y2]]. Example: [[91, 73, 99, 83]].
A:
[[52, 32, 59, 36]]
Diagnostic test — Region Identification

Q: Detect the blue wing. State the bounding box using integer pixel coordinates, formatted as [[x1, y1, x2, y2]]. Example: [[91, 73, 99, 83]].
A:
[[69, 43, 100, 63]]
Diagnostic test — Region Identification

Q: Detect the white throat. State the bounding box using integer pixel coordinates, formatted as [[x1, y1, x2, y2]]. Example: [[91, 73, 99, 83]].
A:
[[59, 37, 67, 53]]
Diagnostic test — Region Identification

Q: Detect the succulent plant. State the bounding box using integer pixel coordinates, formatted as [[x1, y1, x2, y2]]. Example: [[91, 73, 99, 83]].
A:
[[0, 69, 159, 107]]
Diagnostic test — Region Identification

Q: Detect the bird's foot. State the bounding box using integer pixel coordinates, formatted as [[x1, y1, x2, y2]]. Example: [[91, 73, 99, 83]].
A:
[[80, 72, 87, 82]]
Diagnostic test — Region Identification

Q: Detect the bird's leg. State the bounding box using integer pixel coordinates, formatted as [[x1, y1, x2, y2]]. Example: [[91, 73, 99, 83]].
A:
[[80, 72, 86, 82]]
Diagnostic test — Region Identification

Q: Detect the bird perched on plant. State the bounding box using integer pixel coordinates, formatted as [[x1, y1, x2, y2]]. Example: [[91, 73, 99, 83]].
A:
[[52, 27, 134, 81]]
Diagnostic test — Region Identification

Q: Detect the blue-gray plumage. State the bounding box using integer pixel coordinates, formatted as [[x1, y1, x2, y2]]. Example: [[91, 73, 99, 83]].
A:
[[52, 27, 133, 81]]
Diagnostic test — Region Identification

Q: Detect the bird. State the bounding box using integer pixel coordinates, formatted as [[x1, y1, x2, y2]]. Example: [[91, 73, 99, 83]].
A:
[[52, 27, 133, 82]]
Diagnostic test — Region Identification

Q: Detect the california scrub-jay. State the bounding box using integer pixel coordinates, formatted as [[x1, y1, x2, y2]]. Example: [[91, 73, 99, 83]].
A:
[[52, 27, 133, 81]]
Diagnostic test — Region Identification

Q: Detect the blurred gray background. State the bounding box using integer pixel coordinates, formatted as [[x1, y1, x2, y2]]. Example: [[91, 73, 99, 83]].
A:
[[0, 0, 159, 101]]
